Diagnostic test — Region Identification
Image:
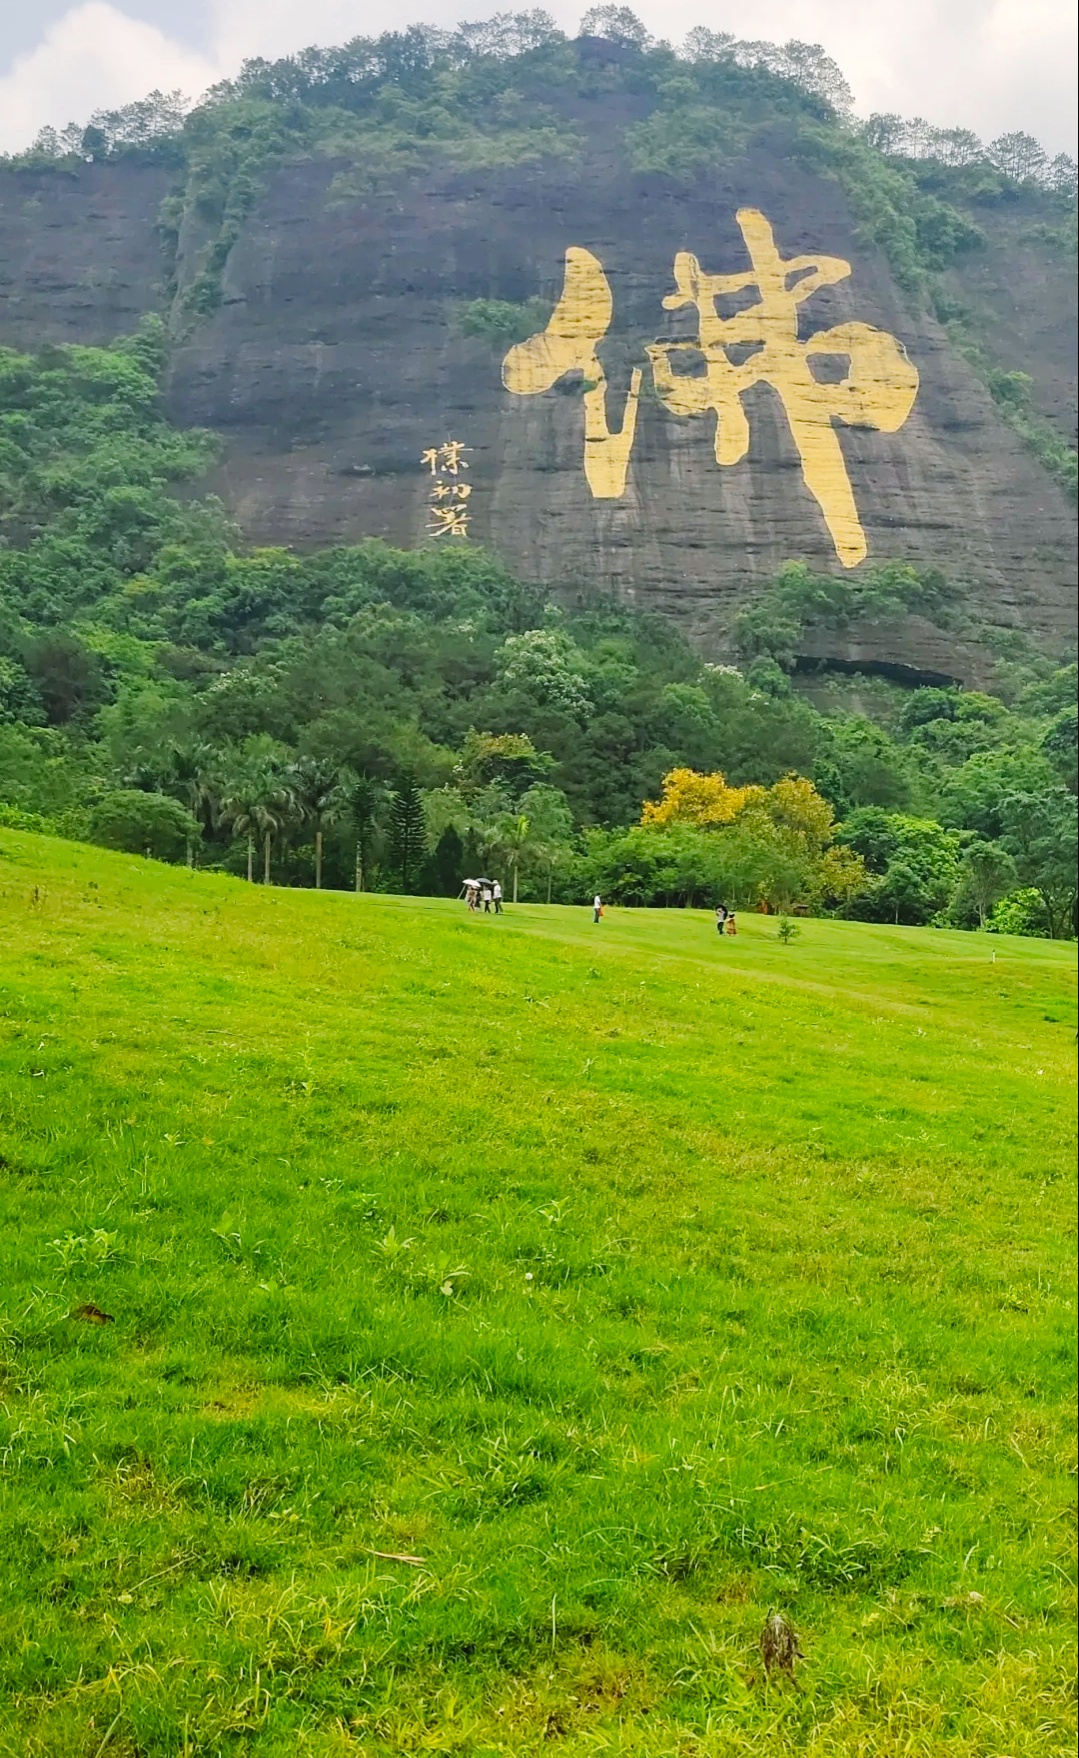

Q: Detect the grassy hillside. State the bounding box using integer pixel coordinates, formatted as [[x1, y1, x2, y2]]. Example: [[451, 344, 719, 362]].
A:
[[0, 829, 1075, 1757]]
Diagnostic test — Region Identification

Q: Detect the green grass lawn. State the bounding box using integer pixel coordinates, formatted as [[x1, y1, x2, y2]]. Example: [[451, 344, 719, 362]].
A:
[[1, 828, 1075, 1757]]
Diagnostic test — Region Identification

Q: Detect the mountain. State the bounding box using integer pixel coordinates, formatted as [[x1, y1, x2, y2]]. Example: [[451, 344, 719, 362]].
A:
[[0, 22, 1076, 694]]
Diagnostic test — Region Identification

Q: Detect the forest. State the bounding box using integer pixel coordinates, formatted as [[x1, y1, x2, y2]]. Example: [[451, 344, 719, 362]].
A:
[[0, 323, 1075, 935]]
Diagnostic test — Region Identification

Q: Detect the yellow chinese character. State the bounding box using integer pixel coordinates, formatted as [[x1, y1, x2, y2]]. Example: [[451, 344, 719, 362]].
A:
[[449, 481, 471, 501], [429, 505, 470, 539], [502, 248, 642, 499], [421, 447, 440, 474], [438, 440, 471, 475], [646, 208, 919, 567]]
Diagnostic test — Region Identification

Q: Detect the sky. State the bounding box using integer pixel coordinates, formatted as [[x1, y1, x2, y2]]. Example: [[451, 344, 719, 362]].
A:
[[0, 0, 1075, 158]]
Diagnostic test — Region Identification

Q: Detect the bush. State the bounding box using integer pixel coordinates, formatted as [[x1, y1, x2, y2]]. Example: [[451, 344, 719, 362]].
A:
[[88, 790, 200, 862], [986, 887, 1050, 938], [457, 298, 549, 346], [0, 803, 55, 834]]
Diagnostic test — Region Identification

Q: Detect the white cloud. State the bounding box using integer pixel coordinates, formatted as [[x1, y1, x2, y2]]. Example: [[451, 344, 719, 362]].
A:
[[0, 0, 1075, 158], [0, 2, 220, 154]]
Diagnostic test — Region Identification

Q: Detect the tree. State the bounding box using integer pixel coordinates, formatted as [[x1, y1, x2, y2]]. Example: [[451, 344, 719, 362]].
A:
[[1000, 790, 1078, 940], [23, 634, 111, 725], [89, 789, 199, 862], [293, 757, 348, 888], [453, 729, 554, 800], [838, 810, 961, 924], [813, 843, 871, 912], [988, 131, 1048, 184], [387, 772, 427, 892], [168, 740, 217, 865], [580, 6, 651, 47], [425, 823, 465, 896], [0, 655, 45, 726], [760, 774, 835, 848], [641, 767, 763, 829], [873, 857, 939, 925], [497, 812, 531, 904], [941, 748, 1060, 842], [497, 629, 593, 716], [518, 783, 576, 902], [217, 742, 294, 883], [986, 888, 1050, 938], [216, 770, 260, 882], [350, 774, 384, 893], [958, 840, 1017, 928], [1041, 707, 1078, 793]]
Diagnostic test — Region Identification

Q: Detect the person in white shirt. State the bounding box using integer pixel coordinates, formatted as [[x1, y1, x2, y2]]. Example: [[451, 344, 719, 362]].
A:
[[593, 894, 602, 923], [493, 881, 503, 914]]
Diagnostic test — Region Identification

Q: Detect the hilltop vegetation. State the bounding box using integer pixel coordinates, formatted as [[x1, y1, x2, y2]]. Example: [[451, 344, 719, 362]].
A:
[[0, 829, 1075, 1754]]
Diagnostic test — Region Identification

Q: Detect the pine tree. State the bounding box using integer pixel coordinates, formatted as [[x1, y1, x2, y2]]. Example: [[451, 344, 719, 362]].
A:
[[387, 773, 427, 892], [426, 824, 464, 896]]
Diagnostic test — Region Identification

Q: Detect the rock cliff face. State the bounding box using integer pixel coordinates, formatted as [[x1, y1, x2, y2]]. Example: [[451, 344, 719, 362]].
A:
[[0, 132, 1075, 680]]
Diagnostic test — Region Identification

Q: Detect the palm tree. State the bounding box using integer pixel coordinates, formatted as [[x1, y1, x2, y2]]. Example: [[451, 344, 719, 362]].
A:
[[499, 812, 531, 904], [293, 758, 348, 889], [216, 770, 261, 882], [218, 754, 294, 883], [169, 741, 217, 866], [350, 774, 384, 892], [536, 837, 562, 904]]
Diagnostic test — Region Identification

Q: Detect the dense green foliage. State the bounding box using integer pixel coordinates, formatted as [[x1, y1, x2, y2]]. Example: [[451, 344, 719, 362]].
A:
[[0, 329, 1075, 934], [0, 832, 1075, 1755]]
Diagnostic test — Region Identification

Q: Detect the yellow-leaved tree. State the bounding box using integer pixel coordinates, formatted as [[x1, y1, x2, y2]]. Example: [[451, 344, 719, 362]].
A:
[[639, 767, 867, 912], [640, 767, 764, 829]]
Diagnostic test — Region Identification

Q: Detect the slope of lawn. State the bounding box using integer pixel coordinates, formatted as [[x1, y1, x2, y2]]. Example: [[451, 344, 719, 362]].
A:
[[0, 828, 1076, 1758]]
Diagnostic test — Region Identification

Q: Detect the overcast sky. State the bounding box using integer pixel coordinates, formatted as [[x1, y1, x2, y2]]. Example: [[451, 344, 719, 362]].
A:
[[0, 0, 1075, 158]]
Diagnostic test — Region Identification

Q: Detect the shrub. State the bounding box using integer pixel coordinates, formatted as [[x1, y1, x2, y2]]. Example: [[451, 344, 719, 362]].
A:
[[986, 887, 1050, 938], [88, 790, 200, 862]]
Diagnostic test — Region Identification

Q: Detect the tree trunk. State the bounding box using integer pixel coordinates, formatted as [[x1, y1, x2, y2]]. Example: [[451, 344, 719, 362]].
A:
[[513, 861, 519, 904], [186, 837, 194, 869], [263, 830, 272, 884], [546, 864, 553, 904], [246, 834, 254, 883], [315, 828, 323, 890], [355, 844, 362, 892]]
